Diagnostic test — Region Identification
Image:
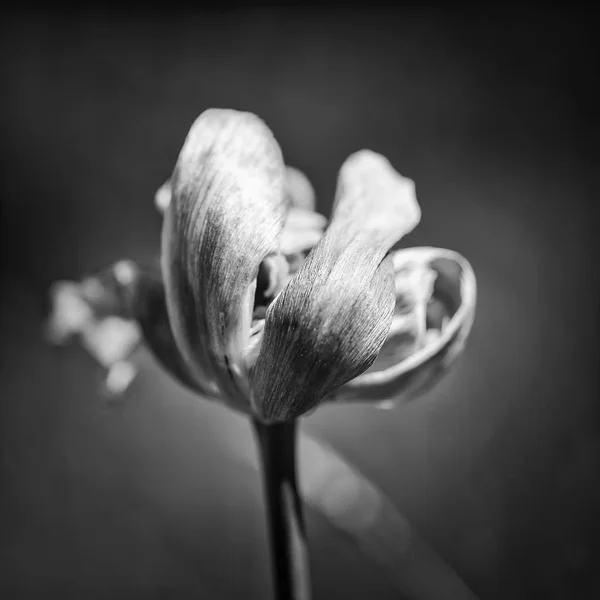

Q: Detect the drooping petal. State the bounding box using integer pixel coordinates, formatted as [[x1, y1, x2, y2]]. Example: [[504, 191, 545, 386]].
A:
[[332, 247, 477, 406], [251, 150, 421, 422], [161, 109, 287, 409]]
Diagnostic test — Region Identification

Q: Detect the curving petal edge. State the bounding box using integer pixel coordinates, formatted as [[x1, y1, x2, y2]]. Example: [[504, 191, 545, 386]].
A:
[[251, 150, 421, 422], [161, 109, 287, 410], [332, 247, 477, 405]]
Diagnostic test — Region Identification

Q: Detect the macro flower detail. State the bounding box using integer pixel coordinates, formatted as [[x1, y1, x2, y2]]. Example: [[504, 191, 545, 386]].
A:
[[46, 108, 476, 423]]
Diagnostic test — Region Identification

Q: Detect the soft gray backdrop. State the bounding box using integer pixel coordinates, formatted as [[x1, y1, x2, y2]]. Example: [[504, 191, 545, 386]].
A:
[[1, 8, 598, 599]]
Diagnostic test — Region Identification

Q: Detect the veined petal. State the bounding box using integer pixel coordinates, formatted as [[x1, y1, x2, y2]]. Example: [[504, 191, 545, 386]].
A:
[[251, 150, 421, 422], [332, 247, 477, 406], [155, 167, 326, 256], [155, 165, 317, 214], [161, 109, 287, 408]]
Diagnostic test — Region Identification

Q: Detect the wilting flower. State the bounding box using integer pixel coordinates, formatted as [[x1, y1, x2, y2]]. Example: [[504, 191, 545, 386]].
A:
[[46, 109, 476, 421]]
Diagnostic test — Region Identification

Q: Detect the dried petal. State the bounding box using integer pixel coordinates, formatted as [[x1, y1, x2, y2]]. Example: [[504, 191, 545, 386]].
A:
[[251, 150, 421, 422], [363, 260, 437, 373], [332, 247, 477, 405], [161, 109, 287, 409]]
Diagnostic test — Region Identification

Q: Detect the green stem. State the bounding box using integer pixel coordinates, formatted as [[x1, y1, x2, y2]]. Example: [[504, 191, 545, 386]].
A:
[[253, 419, 312, 600]]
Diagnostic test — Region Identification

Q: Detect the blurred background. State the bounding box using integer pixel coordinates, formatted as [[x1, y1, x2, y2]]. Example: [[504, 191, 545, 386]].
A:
[[0, 6, 598, 599]]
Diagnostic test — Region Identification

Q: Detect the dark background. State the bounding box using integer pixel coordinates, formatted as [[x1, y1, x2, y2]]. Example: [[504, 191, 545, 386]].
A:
[[1, 7, 598, 599]]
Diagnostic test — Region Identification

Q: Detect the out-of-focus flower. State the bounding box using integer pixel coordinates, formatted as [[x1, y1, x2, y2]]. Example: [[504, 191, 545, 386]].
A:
[[45, 262, 144, 396], [46, 109, 476, 420]]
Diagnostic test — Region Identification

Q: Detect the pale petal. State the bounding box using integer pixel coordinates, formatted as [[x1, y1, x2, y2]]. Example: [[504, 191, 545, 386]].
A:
[[279, 207, 327, 255], [332, 247, 477, 405], [161, 109, 287, 409], [251, 150, 421, 422], [45, 281, 95, 344], [103, 361, 138, 397], [156, 165, 317, 215], [361, 259, 437, 373], [155, 179, 172, 214], [80, 316, 141, 367], [284, 165, 316, 211], [156, 168, 326, 255]]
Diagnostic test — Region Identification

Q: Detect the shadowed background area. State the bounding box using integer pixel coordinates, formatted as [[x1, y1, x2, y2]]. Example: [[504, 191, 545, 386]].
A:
[[0, 7, 598, 599]]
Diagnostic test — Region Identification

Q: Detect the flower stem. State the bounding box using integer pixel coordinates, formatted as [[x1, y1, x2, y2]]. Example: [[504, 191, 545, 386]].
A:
[[253, 418, 312, 600]]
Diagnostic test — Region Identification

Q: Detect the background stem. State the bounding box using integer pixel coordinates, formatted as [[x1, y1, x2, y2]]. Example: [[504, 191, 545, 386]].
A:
[[253, 419, 312, 600]]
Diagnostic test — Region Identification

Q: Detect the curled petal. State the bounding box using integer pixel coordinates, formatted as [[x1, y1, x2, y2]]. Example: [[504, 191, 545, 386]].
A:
[[251, 150, 421, 422], [333, 247, 477, 405], [161, 109, 287, 409]]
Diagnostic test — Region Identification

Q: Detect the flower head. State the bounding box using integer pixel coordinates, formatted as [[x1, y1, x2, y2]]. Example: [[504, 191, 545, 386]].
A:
[[46, 109, 476, 421]]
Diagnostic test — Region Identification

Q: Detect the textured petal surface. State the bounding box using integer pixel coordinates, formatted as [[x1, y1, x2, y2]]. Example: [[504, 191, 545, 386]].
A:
[[161, 109, 287, 409], [332, 247, 477, 405], [251, 150, 421, 422], [155, 167, 325, 256]]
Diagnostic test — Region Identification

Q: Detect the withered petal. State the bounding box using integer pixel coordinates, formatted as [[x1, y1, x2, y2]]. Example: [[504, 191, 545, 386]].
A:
[[332, 247, 477, 405], [251, 150, 421, 422], [161, 109, 287, 408]]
